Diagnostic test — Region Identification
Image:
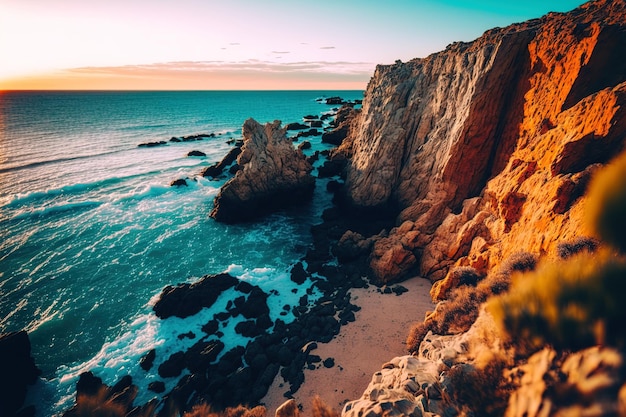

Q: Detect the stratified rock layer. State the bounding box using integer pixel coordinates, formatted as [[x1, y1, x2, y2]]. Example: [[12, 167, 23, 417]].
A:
[[211, 118, 314, 223], [340, 0, 626, 283]]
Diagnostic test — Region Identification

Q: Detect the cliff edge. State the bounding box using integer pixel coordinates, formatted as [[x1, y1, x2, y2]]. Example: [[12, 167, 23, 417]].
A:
[[338, 0, 626, 285]]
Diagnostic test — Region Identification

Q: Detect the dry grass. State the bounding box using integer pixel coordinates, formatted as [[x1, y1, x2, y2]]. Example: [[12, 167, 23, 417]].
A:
[[488, 250, 626, 352], [406, 252, 537, 353], [585, 151, 626, 253]]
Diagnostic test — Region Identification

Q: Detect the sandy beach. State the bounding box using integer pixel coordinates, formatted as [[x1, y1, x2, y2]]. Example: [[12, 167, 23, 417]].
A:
[[262, 276, 434, 415]]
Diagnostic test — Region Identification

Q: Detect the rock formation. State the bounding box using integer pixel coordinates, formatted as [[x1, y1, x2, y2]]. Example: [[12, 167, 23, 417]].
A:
[[210, 118, 315, 223], [337, 0, 626, 284], [0, 331, 41, 417]]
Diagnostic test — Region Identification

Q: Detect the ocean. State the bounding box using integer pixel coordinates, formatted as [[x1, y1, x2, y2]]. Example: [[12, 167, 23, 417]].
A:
[[0, 90, 363, 415]]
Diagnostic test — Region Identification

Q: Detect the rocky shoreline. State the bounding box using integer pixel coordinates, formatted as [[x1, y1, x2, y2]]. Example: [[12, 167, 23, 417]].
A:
[[6, 0, 626, 415]]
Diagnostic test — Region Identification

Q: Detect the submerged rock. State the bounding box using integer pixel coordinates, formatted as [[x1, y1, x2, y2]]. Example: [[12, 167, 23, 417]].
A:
[[210, 118, 315, 223]]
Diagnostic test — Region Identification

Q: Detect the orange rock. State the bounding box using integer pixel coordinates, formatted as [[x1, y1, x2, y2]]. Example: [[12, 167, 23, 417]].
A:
[[341, 0, 626, 285]]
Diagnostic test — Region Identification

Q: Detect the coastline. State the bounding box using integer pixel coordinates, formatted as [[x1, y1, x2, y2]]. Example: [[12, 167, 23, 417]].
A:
[[261, 276, 434, 414]]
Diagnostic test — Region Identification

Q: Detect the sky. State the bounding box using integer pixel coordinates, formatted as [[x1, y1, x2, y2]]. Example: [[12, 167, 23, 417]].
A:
[[0, 0, 588, 90]]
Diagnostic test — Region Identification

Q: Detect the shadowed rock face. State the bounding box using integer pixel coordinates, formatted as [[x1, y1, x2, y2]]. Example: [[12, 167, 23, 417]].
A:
[[210, 118, 315, 223], [340, 0, 626, 283]]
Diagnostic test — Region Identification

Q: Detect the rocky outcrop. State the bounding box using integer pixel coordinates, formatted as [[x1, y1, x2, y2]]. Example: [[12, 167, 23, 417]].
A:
[[0, 331, 41, 417], [210, 118, 315, 223], [339, 0, 626, 283]]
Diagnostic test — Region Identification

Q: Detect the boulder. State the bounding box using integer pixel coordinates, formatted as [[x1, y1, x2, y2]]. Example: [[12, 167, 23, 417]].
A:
[[152, 273, 239, 319], [285, 122, 308, 130], [210, 119, 315, 223], [170, 178, 188, 187], [0, 331, 41, 417], [187, 150, 206, 157]]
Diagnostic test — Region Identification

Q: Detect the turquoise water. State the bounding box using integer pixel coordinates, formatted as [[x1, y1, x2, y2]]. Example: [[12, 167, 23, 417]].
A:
[[0, 90, 363, 414]]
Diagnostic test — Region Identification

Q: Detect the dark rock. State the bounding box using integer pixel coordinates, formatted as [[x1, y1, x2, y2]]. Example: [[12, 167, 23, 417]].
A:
[[298, 141, 312, 151], [303, 115, 319, 120], [323, 358, 335, 368], [158, 351, 186, 378], [177, 331, 196, 340], [170, 178, 188, 187], [170, 137, 182, 142], [139, 349, 156, 371], [326, 180, 343, 194], [217, 346, 244, 375], [75, 371, 103, 397], [324, 97, 345, 105], [138, 141, 167, 148], [392, 285, 409, 296], [201, 320, 219, 335], [286, 122, 309, 130], [238, 287, 270, 319], [290, 262, 308, 285], [153, 273, 239, 319], [309, 120, 323, 128], [184, 340, 224, 374], [0, 331, 41, 417], [148, 381, 166, 393], [187, 150, 206, 157], [201, 146, 242, 178], [235, 320, 264, 338], [318, 155, 348, 178]]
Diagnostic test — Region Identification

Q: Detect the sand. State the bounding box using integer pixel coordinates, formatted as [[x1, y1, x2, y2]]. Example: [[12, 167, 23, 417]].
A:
[[261, 276, 434, 415]]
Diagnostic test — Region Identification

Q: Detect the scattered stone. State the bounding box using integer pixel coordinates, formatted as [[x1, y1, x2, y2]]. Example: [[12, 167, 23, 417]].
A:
[[201, 146, 242, 178], [170, 178, 188, 187], [187, 150, 206, 157], [138, 141, 167, 148], [139, 349, 156, 371], [148, 381, 165, 393], [285, 122, 309, 130], [323, 357, 335, 368]]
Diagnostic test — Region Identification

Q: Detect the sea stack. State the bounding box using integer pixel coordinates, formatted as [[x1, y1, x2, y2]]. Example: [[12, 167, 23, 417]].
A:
[[210, 118, 315, 223]]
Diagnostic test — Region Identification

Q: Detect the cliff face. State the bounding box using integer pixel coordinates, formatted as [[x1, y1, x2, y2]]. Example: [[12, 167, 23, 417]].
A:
[[342, 0, 626, 284]]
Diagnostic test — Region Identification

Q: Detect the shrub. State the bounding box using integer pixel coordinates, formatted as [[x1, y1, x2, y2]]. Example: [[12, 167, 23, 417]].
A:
[[311, 396, 340, 417], [487, 250, 626, 352], [499, 252, 537, 274], [557, 236, 599, 260], [445, 359, 509, 417], [183, 405, 267, 417], [450, 266, 483, 287], [585, 151, 626, 253], [406, 321, 433, 354]]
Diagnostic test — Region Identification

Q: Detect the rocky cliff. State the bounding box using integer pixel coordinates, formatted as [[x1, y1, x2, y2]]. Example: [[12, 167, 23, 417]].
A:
[[338, 0, 626, 285]]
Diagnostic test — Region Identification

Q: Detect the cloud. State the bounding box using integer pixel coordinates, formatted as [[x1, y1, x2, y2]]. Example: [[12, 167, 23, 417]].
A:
[[65, 60, 375, 76], [320, 46, 336, 50], [271, 51, 290, 54], [13, 59, 376, 90]]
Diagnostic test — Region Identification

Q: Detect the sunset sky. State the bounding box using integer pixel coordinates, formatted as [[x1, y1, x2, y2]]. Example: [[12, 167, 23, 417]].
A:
[[0, 0, 587, 90]]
